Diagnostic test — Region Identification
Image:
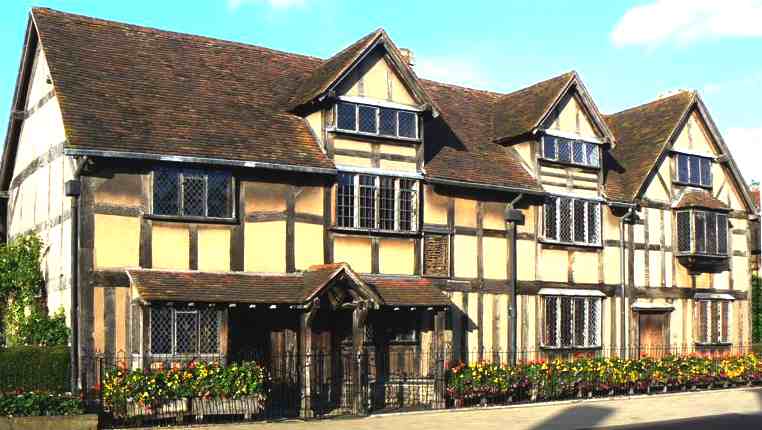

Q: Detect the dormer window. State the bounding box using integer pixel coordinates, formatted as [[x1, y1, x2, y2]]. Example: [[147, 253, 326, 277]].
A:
[[675, 152, 712, 187], [541, 135, 600, 168], [335, 102, 419, 140], [676, 210, 728, 257]]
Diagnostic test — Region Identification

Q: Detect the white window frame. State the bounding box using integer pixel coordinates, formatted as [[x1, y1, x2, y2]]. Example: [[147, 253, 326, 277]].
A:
[[336, 172, 419, 233], [334, 101, 420, 141], [541, 295, 602, 349], [541, 135, 600, 168], [696, 299, 732, 345], [542, 196, 602, 247], [148, 307, 222, 357], [675, 209, 728, 257], [675, 152, 713, 188]]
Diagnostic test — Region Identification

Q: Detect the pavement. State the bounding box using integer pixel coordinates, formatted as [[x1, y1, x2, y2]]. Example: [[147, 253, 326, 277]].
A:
[[166, 387, 762, 430]]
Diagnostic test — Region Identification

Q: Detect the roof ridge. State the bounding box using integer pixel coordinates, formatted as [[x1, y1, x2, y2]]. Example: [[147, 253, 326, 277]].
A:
[[606, 90, 695, 118], [497, 70, 576, 100], [31, 7, 324, 62], [419, 78, 503, 99]]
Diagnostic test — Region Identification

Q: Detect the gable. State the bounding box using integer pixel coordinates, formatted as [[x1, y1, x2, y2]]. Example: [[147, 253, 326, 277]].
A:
[[335, 46, 417, 106], [671, 111, 719, 156], [543, 92, 603, 140]]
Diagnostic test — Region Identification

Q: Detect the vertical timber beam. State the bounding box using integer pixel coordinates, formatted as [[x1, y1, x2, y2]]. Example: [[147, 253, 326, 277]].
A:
[[299, 299, 320, 418]]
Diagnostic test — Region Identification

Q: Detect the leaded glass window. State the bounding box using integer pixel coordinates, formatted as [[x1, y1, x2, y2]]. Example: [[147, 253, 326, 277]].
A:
[[335, 102, 419, 139], [149, 307, 220, 355], [676, 210, 728, 256], [152, 168, 233, 219], [543, 196, 602, 246], [675, 152, 712, 187], [697, 299, 731, 344], [335, 173, 418, 232], [543, 295, 602, 348], [542, 135, 600, 168]]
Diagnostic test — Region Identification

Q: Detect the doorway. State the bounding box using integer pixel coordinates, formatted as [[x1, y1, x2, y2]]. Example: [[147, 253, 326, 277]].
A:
[[638, 312, 669, 357]]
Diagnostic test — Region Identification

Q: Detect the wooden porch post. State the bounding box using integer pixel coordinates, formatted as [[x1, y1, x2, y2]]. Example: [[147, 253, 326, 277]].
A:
[[299, 298, 320, 418], [433, 308, 447, 409], [351, 300, 370, 414]]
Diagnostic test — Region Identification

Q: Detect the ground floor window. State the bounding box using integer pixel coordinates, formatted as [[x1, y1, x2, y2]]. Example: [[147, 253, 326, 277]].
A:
[[543, 295, 602, 348], [150, 307, 221, 355], [697, 300, 730, 345]]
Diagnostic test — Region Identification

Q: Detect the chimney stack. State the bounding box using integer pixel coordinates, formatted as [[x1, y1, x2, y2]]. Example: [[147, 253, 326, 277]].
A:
[[399, 48, 414, 67]]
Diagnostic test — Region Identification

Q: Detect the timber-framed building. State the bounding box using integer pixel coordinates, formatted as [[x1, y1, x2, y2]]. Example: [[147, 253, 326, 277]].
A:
[[1, 8, 761, 413]]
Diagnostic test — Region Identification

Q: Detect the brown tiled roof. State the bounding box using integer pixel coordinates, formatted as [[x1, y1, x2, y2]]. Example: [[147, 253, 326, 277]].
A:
[[753, 188, 760, 212], [289, 29, 382, 109], [674, 190, 730, 211], [421, 79, 541, 191], [604, 91, 695, 202], [128, 267, 450, 307], [493, 72, 575, 142], [32, 8, 334, 170]]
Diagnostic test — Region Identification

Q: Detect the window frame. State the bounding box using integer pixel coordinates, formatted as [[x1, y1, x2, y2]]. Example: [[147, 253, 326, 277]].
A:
[[541, 295, 603, 349], [696, 299, 732, 345], [675, 209, 729, 257], [542, 196, 603, 247], [150, 168, 236, 222], [148, 306, 222, 357], [334, 101, 420, 141], [540, 135, 601, 169], [674, 152, 713, 188], [335, 172, 419, 234]]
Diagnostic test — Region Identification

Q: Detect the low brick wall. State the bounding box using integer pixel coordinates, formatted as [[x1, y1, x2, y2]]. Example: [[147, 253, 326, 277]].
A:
[[0, 414, 98, 430]]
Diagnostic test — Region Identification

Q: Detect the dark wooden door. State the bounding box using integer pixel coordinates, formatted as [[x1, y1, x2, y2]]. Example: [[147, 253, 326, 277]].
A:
[[639, 313, 667, 357]]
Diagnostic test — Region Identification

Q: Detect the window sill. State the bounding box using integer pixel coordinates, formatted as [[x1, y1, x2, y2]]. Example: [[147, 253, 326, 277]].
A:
[[330, 226, 421, 237], [329, 128, 421, 144], [538, 157, 601, 171], [144, 214, 239, 225], [675, 252, 729, 259], [694, 342, 732, 348], [539, 238, 603, 251], [672, 181, 712, 190]]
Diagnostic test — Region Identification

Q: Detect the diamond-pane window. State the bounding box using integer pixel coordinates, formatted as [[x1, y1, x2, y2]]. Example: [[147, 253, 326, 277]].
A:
[[358, 105, 377, 133], [335, 173, 418, 232], [545, 296, 558, 346], [700, 158, 712, 186], [677, 152, 712, 187], [689, 156, 701, 184], [586, 143, 600, 167], [698, 299, 731, 344], [543, 136, 557, 160], [399, 179, 416, 231], [199, 309, 219, 354], [706, 212, 717, 255], [545, 196, 600, 246], [337, 173, 355, 228], [175, 311, 198, 354], [398, 111, 417, 138], [150, 307, 172, 354], [573, 297, 586, 345], [154, 169, 180, 215], [379, 177, 396, 230], [587, 202, 599, 244], [337, 102, 357, 131], [717, 214, 728, 255], [559, 198, 572, 243], [677, 154, 690, 183], [183, 174, 206, 217], [544, 296, 601, 348], [694, 211, 706, 253], [207, 172, 231, 218], [588, 299, 599, 346], [558, 139, 572, 163], [560, 297, 573, 346], [358, 175, 376, 228], [677, 211, 691, 253], [379, 108, 397, 136], [573, 200, 586, 242], [573, 141, 585, 164], [544, 201, 557, 241]]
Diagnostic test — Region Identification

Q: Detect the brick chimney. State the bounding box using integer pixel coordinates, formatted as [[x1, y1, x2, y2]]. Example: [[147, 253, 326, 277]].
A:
[[399, 48, 414, 67]]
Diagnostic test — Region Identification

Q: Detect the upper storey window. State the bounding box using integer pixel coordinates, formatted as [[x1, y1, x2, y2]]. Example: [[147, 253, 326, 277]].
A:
[[336, 102, 419, 140], [541, 135, 600, 168], [336, 172, 418, 233], [675, 153, 712, 187], [153, 168, 234, 219], [543, 196, 602, 247]]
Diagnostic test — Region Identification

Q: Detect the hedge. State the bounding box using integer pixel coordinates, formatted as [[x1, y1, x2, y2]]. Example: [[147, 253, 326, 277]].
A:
[[0, 346, 70, 393], [0, 391, 83, 416]]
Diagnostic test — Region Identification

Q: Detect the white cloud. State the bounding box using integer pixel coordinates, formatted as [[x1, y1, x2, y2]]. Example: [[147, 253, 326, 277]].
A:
[[414, 57, 497, 91], [228, 0, 305, 11], [611, 0, 762, 48], [724, 127, 762, 184]]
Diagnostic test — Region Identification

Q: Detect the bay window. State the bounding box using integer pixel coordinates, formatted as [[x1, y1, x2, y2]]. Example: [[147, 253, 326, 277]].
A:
[[675, 153, 712, 187], [336, 172, 418, 232], [696, 299, 731, 345], [676, 210, 728, 256], [542, 294, 602, 349], [335, 102, 419, 139], [543, 196, 602, 246], [541, 135, 600, 168]]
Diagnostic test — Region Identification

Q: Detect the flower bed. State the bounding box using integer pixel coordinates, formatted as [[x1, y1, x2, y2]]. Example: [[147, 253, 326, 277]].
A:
[[101, 360, 267, 420], [447, 352, 762, 406]]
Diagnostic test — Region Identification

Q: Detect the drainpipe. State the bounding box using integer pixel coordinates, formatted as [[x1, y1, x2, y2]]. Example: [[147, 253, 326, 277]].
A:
[[65, 157, 88, 393], [505, 194, 525, 365], [619, 207, 636, 358]]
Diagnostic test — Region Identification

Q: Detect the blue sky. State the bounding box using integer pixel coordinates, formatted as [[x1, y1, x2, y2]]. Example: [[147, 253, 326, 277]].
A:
[[1, 0, 760, 184]]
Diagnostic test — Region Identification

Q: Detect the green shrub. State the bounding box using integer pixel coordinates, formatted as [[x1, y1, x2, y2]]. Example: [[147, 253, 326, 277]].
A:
[[11, 308, 70, 347], [0, 346, 70, 392], [0, 391, 83, 416]]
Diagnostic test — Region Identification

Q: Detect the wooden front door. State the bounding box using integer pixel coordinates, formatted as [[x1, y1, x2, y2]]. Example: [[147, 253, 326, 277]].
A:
[[638, 313, 668, 357]]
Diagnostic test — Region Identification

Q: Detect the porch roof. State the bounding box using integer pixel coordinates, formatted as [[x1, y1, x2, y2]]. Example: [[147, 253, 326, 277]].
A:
[[126, 267, 451, 307]]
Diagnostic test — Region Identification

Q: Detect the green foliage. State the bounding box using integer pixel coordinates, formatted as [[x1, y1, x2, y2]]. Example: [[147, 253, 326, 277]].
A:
[[0, 391, 83, 416], [753, 275, 762, 343], [0, 346, 70, 392], [0, 233, 70, 347], [102, 360, 268, 411]]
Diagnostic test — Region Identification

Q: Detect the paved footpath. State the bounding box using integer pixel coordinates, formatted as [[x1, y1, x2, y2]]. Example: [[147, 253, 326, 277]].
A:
[[188, 387, 762, 430]]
